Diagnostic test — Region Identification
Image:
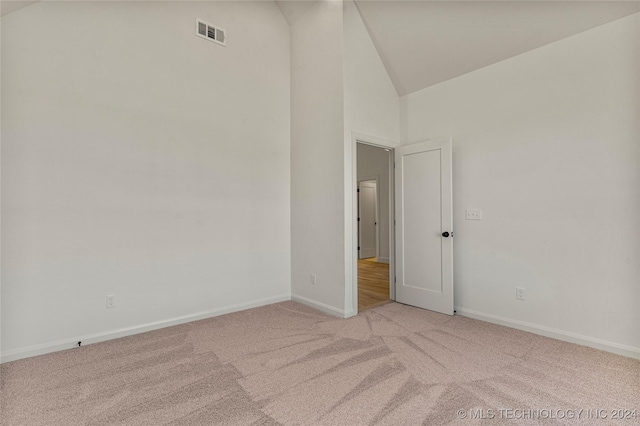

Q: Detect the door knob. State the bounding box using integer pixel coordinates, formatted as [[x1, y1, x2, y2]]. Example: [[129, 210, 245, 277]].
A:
[[442, 232, 450, 238]]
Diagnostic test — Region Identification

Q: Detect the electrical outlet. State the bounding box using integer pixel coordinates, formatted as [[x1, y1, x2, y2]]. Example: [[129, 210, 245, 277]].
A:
[[516, 287, 526, 301], [311, 273, 317, 285], [106, 294, 116, 308]]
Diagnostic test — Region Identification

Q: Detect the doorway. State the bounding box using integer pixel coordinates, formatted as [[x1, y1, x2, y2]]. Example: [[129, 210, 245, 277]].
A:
[[358, 179, 377, 259], [350, 134, 454, 317], [356, 142, 393, 311]]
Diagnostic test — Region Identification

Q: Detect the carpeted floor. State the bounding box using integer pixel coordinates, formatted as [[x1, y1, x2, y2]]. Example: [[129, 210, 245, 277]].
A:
[[1, 301, 638, 425]]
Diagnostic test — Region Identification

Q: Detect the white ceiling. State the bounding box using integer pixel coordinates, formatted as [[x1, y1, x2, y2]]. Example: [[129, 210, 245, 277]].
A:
[[354, 1, 640, 96], [0, 0, 39, 17], [275, 0, 319, 25]]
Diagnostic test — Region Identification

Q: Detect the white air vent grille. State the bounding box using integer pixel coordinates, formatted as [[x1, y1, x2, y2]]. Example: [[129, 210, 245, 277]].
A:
[[215, 28, 225, 44], [196, 19, 226, 46]]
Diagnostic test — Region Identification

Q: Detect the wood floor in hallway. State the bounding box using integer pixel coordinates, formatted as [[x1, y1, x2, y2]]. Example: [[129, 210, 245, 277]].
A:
[[358, 257, 390, 311]]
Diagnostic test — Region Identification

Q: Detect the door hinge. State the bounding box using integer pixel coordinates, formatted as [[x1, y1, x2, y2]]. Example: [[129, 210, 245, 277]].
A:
[[357, 217, 360, 222], [357, 188, 360, 193], [394, 276, 397, 283], [358, 246, 360, 250]]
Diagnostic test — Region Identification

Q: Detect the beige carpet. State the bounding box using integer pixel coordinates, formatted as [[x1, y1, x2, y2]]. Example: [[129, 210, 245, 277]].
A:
[[1, 301, 638, 425]]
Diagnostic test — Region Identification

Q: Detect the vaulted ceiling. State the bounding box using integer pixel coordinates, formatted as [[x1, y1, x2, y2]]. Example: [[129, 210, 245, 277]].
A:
[[0, 0, 40, 16], [354, 1, 640, 95], [277, 0, 639, 95]]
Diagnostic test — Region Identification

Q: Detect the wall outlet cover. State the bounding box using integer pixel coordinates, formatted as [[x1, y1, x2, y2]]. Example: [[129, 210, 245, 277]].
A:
[[106, 294, 116, 308]]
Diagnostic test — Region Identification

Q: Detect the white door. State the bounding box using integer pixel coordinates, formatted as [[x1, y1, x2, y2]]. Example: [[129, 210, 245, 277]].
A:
[[358, 180, 377, 259], [395, 138, 453, 315]]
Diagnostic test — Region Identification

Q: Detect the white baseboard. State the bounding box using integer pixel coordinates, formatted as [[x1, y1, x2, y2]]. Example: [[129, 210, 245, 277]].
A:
[[291, 294, 345, 318], [455, 306, 640, 360], [1, 294, 291, 364], [377, 257, 390, 264]]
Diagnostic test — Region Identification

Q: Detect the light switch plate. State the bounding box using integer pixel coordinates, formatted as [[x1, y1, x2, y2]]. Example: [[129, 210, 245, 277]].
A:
[[466, 209, 482, 220]]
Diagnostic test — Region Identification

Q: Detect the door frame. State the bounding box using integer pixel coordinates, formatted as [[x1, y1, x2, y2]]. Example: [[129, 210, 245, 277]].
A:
[[357, 177, 379, 260], [349, 132, 396, 317]]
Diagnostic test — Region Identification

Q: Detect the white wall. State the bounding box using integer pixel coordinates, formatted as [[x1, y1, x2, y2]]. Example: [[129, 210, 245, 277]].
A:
[[400, 14, 640, 356], [343, 1, 399, 145], [357, 144, 391, 263], [343, 0, 399, 315], [1, 1, 291, 361], [290, 1, 346, 316]]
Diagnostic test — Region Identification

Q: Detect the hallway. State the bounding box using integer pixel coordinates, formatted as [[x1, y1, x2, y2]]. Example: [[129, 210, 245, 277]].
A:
[[358, 257, 390, 311]]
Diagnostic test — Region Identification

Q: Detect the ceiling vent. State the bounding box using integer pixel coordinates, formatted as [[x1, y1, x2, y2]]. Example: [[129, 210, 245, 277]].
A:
[[196, 19, 226, 46]]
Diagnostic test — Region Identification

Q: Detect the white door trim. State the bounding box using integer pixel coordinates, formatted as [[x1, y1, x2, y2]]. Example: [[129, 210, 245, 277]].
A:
[[348, 131, 397, 318]]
